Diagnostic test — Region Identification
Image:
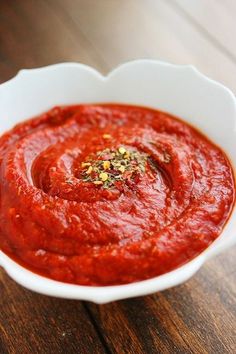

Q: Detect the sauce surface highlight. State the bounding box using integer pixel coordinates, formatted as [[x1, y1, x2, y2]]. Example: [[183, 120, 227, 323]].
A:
[[0, 104, 234, 285]]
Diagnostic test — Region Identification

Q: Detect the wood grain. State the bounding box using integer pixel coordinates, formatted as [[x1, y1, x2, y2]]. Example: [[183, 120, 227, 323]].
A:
[[49, 0, 236, 91], [0, 0, 108, 82], [173, 0, 236, 60], [87, 248, 236, 353], [0, 1, 236, 353], [0, 271, 106, 354]]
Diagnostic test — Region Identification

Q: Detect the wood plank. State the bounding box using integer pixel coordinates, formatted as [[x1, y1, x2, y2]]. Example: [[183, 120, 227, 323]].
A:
[[172, 0, 236, 60], [50, 0, 236, 92], [0, 0, 108, 83], [0, 272, 107, 354], [87, 247, 236, 354]]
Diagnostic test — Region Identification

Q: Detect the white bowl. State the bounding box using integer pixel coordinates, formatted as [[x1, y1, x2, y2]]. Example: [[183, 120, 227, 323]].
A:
[[0, 60, 235, 304]]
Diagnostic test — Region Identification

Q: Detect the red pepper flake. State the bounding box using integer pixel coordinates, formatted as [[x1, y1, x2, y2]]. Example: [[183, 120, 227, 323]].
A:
[[80, 146, 148, 189]]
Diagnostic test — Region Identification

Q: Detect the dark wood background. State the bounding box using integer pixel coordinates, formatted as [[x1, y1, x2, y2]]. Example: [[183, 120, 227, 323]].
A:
[[0, 1, 236, 353]]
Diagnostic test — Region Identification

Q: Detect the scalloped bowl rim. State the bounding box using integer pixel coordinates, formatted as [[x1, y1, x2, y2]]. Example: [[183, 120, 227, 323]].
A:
[[0, 60, 235, 303]]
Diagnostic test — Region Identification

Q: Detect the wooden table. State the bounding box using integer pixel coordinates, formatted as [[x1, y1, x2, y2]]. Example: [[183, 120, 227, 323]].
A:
[[0, 1, 235, 353]]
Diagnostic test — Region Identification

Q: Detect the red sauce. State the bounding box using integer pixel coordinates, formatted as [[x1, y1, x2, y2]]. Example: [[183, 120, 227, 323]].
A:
[[0, 104, 235, 285]]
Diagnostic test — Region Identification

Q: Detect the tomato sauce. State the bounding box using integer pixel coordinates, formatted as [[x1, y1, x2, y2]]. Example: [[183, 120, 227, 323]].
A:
[[0, 104, 234, 285]]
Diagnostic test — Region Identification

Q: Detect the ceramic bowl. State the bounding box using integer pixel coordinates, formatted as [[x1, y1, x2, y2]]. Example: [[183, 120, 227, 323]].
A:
[[0, 60, 235, 303]]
